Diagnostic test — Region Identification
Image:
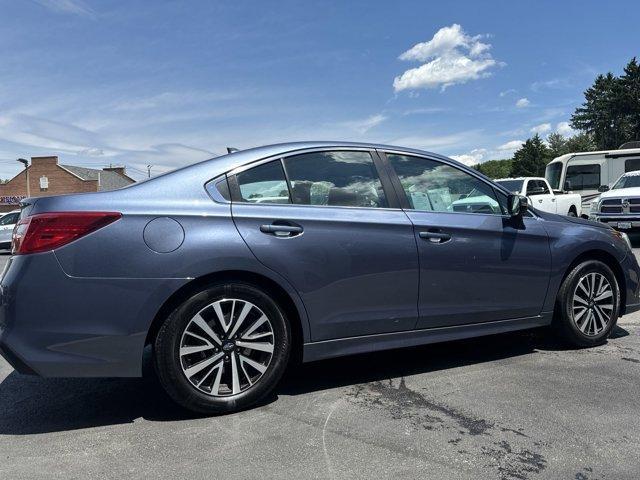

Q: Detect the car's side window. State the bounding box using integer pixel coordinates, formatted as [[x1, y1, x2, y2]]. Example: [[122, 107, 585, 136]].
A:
[[527, 180, 549, 196], [387, 154, 504, 215], [236, 160, 291, 204], [282, 151, 387, 208], [0, 213, 17, 226], [539, 180, 550, 194]]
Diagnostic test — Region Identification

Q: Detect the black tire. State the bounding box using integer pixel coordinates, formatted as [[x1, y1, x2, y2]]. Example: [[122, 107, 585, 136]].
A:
[[567, 208, 577, 217], [553, 260, 620, 347], [154, 282, 291, 414]]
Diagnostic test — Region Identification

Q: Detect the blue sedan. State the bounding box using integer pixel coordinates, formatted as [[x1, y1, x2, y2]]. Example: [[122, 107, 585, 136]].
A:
[[1, 142, 638, 414]]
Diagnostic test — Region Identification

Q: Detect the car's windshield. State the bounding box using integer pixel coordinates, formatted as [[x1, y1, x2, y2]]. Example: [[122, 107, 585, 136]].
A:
[[612, 174, 640, 190], [495, 180, 524, 193], [545, 162, 562, 190]]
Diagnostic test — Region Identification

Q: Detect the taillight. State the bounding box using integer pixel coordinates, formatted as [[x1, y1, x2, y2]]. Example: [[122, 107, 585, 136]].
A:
[[12, 212, 122, 255]]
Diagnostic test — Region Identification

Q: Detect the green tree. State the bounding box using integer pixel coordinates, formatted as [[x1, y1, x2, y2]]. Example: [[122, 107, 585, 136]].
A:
[[472, 159, 513, 179], [570, 58, 640, 149], [564, 132, 596, 153], [620, 57, 640, 141], [547, 132, 568, 158], [509, 134, 550, 177]]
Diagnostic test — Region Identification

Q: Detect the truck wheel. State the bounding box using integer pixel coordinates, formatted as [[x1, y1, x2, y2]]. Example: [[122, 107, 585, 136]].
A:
[[553, 260, 620, 347], [567, 207, 577, 217]]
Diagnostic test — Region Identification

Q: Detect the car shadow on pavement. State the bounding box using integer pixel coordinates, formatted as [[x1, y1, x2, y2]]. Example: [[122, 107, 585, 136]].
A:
[[0, 325, 629, 435]]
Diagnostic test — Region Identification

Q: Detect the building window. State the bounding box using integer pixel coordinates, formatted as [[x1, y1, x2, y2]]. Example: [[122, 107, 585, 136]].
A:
[[39, 176, 49, 192]]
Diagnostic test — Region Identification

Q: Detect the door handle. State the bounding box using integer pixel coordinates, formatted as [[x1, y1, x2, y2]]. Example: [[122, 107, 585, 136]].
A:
[[260, 224, 303, 236], [538, 199, 543, 203], [419, 231, 451, 243]]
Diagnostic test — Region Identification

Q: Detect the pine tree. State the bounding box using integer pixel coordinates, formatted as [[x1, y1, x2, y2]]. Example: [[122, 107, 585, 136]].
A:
[[547, 132, 568, 158], [509, 134, 550, 177], [564, 132, 596, 153], [620, 57, 640, 141], [571, 73, 628, 149]]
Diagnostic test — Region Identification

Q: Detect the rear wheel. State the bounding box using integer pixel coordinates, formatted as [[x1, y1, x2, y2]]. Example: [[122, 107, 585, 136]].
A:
[[567, 207, 577, 217], [154, 283, 291, 414], [554, 260, 620, 347]]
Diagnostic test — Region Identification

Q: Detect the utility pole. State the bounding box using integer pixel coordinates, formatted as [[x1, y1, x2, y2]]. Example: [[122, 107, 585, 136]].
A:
[[17, 158, 30, 197], [147, 165, 152, 178]]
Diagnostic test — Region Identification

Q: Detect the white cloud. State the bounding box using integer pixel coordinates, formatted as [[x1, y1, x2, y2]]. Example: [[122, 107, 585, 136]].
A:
[[393, 24, 500, 92], [451, 148, 487, 166], [499, 89, 517, 97], [515, 98, 530, 108], [530, 123, 552, 135], [79, 147, 104, 157], [497, 140, 524, 151], [402, 107, 449, 116], [531, 78, 571, 92], [32, 0, 94, 16], [340, 114, 387, 134], [556, 121, 577, 137], [390, 130, 480, 151]]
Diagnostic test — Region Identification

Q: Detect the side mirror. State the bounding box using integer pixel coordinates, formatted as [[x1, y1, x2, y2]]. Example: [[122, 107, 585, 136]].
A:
[[598, 185, 610, 192], [564, 180, 572, 191], [508, 194, 528, 217]]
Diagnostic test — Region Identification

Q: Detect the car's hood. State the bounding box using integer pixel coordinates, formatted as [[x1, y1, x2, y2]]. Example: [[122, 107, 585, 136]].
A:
[[534, 208, 610, 229], [601, 186, 640, 198]]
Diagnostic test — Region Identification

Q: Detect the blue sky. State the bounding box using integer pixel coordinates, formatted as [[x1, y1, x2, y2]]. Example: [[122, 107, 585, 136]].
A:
[[0, 0, 638, 180]]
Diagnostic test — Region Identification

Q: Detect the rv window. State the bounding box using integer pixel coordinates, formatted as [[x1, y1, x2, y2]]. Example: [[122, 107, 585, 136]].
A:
[[545, 163, 562, 190], [624, 158, 640, 173], [565, 164, 600, 190]]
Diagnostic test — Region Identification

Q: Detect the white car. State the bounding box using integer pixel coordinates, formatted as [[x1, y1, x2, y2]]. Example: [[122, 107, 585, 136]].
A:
[[0, 210, 19, 249], [589, 170, 640, 230], [495, 177, 582, 217]]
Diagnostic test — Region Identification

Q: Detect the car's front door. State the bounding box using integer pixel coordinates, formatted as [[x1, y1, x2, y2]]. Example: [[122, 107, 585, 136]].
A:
[[383, 152, 551, 329], [229, 149, 419, 341], [527, 180, 556, 213]]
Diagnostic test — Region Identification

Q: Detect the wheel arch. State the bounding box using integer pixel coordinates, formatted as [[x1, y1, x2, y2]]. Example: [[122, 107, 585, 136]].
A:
[[561, 249, 626, 313], [144, 270, 308, 365]]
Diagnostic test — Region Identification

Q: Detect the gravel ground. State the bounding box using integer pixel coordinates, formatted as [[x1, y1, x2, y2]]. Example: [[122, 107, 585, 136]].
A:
[[1, 249, 640, 480]]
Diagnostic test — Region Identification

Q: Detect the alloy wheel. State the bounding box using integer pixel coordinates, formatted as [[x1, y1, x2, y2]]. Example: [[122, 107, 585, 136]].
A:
[[571, 273, 614, 336], [179, 298, 275, 396]]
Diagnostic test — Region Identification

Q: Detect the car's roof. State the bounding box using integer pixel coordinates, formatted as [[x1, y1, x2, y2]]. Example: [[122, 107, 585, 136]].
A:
[[143, 141, 471, 187]]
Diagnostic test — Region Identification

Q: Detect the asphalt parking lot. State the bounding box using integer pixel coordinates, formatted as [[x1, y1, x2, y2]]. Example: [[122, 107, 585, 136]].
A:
[[1, 249, 640, 480]]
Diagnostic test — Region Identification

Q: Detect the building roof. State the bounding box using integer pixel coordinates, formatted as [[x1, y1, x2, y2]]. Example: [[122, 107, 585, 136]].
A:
[[61, 165, 135, 191]]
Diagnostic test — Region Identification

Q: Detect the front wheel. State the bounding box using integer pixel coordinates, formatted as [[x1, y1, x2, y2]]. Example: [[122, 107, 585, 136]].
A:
[[154, 283, 291, 414], [553, 260, 620, 347]]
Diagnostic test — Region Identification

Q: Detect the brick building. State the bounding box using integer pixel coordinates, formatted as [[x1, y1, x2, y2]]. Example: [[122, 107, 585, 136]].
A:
[[0, 156, 135, 212]]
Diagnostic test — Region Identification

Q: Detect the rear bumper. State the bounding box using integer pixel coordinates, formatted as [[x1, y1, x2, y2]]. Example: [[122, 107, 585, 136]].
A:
[[0, 252, 187, 377]]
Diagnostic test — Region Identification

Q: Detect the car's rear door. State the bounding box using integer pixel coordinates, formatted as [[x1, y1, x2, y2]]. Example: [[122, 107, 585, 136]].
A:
[[229, 149, 419, 341], [381, 151, 551, 329]]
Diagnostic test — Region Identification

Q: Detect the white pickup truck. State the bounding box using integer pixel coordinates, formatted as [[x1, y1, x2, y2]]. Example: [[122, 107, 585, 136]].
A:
[[495, 177, 582, 217], [588, 170, 640, 231]]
